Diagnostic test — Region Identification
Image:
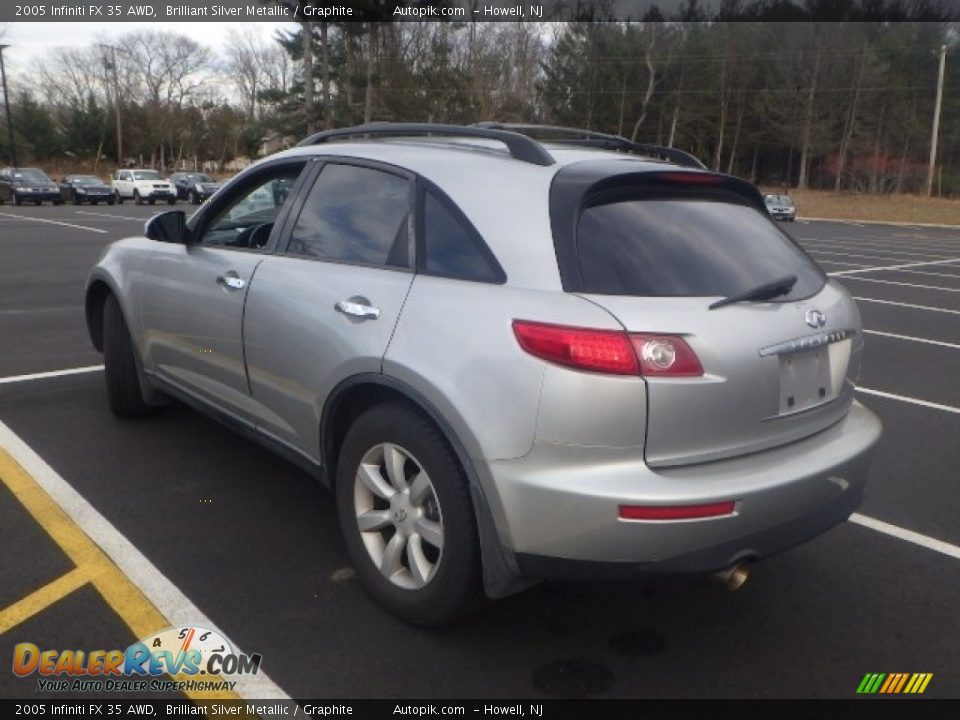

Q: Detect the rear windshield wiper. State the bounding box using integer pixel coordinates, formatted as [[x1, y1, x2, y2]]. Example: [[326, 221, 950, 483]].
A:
[[709, 274, 798, 310]]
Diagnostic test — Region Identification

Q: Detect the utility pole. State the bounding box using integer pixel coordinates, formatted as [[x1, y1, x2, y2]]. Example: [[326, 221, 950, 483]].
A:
[[99, 44, 124, 166], [0, 44, 18, 168], [924, 43, 947, 198]]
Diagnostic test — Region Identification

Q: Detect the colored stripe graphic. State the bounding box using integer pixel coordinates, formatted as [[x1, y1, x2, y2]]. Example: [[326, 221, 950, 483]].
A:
[[858, 673, 932, 694]]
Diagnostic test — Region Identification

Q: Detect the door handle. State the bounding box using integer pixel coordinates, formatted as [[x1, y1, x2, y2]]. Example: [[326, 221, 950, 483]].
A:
[[335, 300, 380, 320], [216, 273, 246, 290]]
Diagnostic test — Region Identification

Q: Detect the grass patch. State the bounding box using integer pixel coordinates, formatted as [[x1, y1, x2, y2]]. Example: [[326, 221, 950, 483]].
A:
[[764, 189, 960, 225]]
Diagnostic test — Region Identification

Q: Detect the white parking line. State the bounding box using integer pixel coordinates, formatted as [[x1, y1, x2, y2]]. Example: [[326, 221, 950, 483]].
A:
[[801, 216, 960, 230], [853, 297, 960, 315], [810, 247, 957, 263], [0, 212, 108, 234], [887, 268, 960, 280], [801, 239, 958, 260], [856, 387, 960, 415], [828, 257, 960, 276], [838, 276, 960, 293], [0, 366, 104, 386], [863, 330, 960, 350], [75, 210, 146, 221], [814, 259, 872, 268], [850, 514, 960, 561], [0, 419, 291, 700]]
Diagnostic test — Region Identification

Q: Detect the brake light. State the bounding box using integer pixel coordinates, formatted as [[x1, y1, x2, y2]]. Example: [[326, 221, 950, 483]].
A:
[[512, 321, 703, 377], [512, 321, 638, 375], [619, 501, 735, 520], [652, 172, 724, 185]]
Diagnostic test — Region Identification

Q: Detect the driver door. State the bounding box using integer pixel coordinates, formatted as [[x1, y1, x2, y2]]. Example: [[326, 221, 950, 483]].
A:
[[139, 159, 311, 423]]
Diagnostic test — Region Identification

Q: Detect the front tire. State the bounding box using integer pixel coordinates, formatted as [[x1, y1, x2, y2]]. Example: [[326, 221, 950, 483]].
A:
[[102, 294, 152, 418], [335, 403, 482, 626]]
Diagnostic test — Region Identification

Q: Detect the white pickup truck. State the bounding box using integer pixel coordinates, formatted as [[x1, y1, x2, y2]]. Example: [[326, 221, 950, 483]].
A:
[[112, 169, 177, 205]]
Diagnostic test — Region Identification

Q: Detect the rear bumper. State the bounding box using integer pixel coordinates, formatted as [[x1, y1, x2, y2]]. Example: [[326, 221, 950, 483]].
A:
[[490, 400, 881, 576]]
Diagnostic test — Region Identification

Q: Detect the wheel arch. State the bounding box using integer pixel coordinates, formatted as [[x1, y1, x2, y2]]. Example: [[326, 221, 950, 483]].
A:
[[321, 374, 529, 599], [85, 275, 118, 352]]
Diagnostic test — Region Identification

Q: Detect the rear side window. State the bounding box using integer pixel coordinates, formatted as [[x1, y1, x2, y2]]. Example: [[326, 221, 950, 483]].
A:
[[576, 197, 824, 299], [287, 164, 411, 268], [420, 191, 503, 283]]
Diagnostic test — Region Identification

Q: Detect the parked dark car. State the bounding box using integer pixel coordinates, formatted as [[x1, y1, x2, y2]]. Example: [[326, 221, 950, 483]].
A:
[[169, 173, 222, 204], [0, 167, 62, 205], [60, 175, 116, 205]]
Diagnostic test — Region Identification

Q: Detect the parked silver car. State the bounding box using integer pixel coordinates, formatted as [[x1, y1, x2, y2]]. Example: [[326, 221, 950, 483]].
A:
[[85, 124, 881, 625], [764, 193, 797, 221]]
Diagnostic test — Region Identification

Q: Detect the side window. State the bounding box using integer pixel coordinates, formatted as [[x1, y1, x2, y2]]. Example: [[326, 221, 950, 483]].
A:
[[286, 164, 411, 268], [197, 163, 306, 250], [421, 191, 503, 283]]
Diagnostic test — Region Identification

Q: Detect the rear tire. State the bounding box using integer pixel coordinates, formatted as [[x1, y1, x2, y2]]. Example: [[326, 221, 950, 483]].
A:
[[102, 294, 152, 418], [335, 402, 483, 626]]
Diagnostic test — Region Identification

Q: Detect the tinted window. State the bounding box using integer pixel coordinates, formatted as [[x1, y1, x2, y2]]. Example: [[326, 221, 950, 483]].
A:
[[199, 164, 305, 249], [422, 192, 501, 283], [577, 198, 824, 299], [287, 164, 410, 268]]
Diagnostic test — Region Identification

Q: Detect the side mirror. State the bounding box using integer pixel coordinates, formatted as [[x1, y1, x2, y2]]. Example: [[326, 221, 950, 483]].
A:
[[145, 211, 189, 243]]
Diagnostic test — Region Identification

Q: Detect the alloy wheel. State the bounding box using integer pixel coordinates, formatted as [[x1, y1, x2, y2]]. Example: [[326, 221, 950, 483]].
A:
[[353, 442, 444, 590]]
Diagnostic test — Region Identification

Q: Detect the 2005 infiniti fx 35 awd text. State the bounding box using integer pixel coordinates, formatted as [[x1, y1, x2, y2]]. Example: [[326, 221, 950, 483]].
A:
[[85, 123, 882, 625]]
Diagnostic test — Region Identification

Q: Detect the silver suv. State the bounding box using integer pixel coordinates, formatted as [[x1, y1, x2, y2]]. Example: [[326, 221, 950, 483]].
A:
[[85, 124, 882, 625]]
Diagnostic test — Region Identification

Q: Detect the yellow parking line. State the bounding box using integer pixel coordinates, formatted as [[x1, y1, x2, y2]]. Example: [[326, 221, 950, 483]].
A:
[[0, 446, 241, 701], [0, 566, 92, 635]]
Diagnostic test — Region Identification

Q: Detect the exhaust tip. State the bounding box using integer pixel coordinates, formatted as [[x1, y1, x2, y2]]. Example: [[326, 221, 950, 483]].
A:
[[715, 563, 750, 591]]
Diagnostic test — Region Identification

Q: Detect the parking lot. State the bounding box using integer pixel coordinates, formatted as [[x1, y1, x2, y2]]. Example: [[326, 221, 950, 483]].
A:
[[1, 202, 959, 699]]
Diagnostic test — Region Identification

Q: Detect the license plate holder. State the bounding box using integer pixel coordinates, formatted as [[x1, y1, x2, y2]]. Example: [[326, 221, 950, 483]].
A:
[[779, 345, 833, 414]]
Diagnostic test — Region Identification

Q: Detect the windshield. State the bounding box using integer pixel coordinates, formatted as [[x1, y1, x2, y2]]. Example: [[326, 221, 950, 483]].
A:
[[15, 169, 51, 184], [133, 171, 162, 181], [188, 174, 214, 183], [766, 194, 793, 205], [72, 176, 103, 186]]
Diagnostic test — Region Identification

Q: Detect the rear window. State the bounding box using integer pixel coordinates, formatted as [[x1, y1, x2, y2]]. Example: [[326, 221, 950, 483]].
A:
[[576, 197, 824, 299]]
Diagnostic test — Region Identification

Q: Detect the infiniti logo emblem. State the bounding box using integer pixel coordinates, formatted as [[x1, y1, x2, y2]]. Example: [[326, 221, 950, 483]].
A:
[[805, 309, 827, 328]]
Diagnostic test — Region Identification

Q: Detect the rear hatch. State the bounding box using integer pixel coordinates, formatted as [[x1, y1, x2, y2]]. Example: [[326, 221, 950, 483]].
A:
[[550, 165, 862, 467]]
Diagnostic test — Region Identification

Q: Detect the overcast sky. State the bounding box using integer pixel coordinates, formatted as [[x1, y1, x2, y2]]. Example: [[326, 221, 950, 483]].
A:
[[0, 22, 297, 72]]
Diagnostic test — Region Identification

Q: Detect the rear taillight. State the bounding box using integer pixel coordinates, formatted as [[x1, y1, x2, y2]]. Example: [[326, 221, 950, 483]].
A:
[[630, 335, 703, 377], [512, 321, 703, 377], [512, 321, 638, 375]]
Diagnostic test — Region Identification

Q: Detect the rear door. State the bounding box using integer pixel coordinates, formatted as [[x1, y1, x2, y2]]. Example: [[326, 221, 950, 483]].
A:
[[242, 160, 416, 459], [563, 179, 861, 467]]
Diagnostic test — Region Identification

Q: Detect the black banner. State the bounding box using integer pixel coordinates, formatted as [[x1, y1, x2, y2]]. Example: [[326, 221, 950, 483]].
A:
[[2, 699, 959, 720], [3, 0, 957, 24]]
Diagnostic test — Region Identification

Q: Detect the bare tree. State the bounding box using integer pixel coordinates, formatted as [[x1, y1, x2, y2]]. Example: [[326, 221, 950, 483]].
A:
[[224, 27, 277, 119]]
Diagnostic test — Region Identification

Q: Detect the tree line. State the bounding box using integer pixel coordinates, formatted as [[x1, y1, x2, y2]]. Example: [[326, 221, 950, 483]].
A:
[[0, 4, 957, 195]]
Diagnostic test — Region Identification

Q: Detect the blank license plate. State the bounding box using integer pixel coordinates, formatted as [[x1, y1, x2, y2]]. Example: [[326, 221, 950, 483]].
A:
[[779, 346, 834, 414]]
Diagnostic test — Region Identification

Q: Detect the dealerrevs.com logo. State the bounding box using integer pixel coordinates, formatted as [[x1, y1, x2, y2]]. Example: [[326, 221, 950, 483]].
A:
[[12, 626, 261, 693]]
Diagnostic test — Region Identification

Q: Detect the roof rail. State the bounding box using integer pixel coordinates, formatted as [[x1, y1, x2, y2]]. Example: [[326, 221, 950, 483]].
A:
[[473, 123, 706, 169], [297, 123, 556, 167]]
